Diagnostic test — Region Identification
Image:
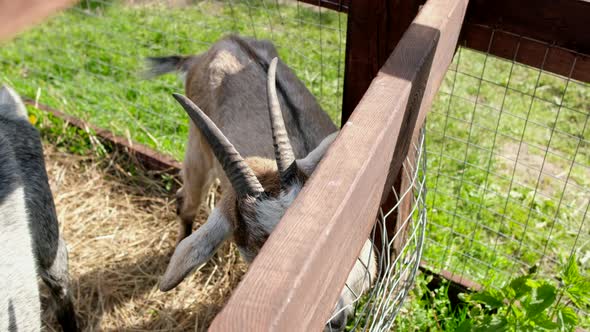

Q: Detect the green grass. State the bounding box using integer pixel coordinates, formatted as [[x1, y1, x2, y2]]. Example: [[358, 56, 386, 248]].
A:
[[1, 0, 589, 327], [425, 47, 590, 288], [396, 273, 470, 331], [398, 255, 590, 331]]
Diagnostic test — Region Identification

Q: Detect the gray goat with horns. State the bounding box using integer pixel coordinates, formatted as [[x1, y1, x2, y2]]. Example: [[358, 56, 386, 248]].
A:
[[147, 35, 377, 331]]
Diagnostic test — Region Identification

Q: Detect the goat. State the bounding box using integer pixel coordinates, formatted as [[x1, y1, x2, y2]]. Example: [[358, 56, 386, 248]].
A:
[[157, 55, 378, 331], [0, 85, 78, 332], [144, 34, 337, 246]]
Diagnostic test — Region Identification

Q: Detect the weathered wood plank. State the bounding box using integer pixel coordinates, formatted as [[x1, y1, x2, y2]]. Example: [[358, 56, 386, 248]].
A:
[[0, 0, 77, 41], [340, 0, 425, 125], [209, 0, 468, 330], [463, 0, 590, 56], [461, 24, 590, 84]]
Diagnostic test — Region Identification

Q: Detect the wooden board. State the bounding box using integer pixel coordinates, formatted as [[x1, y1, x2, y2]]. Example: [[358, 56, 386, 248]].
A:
[[380, 0, 468, 205], [209, 0, 468, 330], [0, 0, 77, 41], [461, 24, 590, 84]]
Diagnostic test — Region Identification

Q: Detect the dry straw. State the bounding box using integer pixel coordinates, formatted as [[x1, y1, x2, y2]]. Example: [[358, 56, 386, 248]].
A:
[[41, 143, 246, 331]]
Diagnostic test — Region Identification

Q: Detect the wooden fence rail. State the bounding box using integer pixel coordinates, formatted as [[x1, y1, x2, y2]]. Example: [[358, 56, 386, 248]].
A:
[[209, 0, 468, 330], [458, 0, 590, 84]]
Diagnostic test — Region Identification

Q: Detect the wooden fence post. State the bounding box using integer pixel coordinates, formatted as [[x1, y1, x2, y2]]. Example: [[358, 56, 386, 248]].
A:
[[341, 0, 432, 257], [341, 0, 425, 125]]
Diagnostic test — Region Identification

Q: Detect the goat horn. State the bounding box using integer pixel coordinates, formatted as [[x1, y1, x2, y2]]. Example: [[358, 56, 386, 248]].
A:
[[267, 57, 296, 182], [173, 93, 264, 197]]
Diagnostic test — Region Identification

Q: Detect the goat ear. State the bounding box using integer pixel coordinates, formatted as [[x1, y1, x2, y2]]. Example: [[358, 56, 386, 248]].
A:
[[296, 131, 338, 178], [0, 85, 28, 119], [160, 208, 232, 291]]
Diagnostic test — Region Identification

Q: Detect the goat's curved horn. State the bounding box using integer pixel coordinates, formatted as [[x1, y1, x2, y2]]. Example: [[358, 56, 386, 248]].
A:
[[173, 93, 264, 197], [267, 57, 296, 181]]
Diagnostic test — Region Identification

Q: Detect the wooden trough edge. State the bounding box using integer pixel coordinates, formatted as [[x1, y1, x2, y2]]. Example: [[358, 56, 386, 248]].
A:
[[23, 98, 182, 174], [420, 260, 482, 292], [460, 23, 590, 84], [209, 0, 469, 330]]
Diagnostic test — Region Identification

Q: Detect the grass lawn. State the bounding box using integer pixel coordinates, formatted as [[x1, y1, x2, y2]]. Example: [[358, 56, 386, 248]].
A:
[[426, 47, 590, 286], [1, 0, 589, 327]]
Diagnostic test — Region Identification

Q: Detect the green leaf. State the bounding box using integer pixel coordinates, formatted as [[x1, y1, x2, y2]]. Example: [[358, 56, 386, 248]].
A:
[[455, 318, 473, 332], [564, 279, 590, 309], [469, 289, 506, 309], [505, 275, 533, 299], [458, 292, 469, 302], [469, 303, 483, 318], [526, 278, 541, 289], [476, 315, 509, 332], [530, 312, 559, 330], [510, 303, 524, 320], [561, 254, 580, 286], [525, 282, 557, 317], [557, 306, 578, 331]]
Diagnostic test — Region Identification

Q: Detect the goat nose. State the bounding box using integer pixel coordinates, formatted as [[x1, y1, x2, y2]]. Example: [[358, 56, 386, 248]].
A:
[[325, 312, 347, 332], [325, 299, 347, 332]]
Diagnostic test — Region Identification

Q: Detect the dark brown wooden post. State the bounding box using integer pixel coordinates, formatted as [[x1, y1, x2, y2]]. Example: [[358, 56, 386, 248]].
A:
[[341, 0, 425, 125], [341, 0, 429, 256]]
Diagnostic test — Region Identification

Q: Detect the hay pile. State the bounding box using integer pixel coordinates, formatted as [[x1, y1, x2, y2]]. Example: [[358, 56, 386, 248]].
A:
[[41, 143, 247, 331]]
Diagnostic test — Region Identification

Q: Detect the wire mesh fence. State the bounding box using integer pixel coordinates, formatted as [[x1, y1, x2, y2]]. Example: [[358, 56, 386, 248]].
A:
[[365, 128, 427, 331], [424, 34, 590, 291], [325, 127, 427, 331]]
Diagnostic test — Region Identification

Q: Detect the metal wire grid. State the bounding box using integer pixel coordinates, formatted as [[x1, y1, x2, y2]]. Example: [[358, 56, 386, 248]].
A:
[[0, 0, 347, 160], [326, 127, 427, 331], [424, 32, 589, 289]]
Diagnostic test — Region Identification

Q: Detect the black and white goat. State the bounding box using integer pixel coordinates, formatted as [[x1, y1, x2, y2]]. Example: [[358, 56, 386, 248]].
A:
[[0, 85, 78, 331]]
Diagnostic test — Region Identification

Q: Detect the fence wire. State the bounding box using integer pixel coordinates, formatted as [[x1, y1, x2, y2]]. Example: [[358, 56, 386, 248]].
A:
[[327, 127, 427, 331], [424, 33, 590, 294]]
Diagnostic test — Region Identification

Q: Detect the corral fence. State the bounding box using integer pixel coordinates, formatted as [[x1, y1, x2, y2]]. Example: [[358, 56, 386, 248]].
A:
[[1, 0, 589, 330]]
